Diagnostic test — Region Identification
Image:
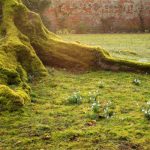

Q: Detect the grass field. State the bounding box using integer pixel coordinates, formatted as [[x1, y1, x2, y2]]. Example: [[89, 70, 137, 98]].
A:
[[0, 34, 150, 150], [61, 34, 150, 62]]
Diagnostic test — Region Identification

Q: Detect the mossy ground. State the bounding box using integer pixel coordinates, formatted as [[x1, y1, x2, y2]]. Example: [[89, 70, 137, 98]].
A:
[[1, 68, 150, 150], [1, 0, 150, 110], [0, 1, 150, 148]]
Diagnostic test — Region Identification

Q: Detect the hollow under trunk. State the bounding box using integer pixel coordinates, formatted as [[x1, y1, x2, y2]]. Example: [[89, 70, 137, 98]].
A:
[[0, 0, 150, 111]]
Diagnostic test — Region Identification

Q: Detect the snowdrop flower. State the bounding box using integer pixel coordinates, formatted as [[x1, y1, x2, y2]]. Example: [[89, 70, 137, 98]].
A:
[[147, 101, 150, 105]]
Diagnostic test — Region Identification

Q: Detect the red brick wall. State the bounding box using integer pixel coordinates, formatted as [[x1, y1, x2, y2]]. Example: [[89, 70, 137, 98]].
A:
[[43, 0, 150, 33]]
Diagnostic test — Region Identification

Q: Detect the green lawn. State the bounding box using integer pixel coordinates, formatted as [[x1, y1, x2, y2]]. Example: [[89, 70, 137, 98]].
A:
[[1, 34, 150, 150], [61, 34, 150, 62]]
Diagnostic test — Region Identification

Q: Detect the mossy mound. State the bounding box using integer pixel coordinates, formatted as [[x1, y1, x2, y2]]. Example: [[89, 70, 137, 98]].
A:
[[0, 0, 47, 111], [0, 0, 150, 111], [0, 85, 30, 111]]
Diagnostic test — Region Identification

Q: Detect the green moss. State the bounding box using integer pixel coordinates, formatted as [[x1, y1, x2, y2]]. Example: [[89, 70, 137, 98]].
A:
[[0, 0, 150, 111], [0, 85, 30, 111], [0, 0, 48, 110], [1, 69, 150, 149]]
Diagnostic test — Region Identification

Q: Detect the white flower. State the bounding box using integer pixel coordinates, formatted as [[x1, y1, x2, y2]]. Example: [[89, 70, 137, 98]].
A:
[[147, 101, 150, 105]]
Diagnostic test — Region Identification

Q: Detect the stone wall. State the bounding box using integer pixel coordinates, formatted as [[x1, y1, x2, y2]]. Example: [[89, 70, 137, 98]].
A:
[[43, 0, 150, 33]]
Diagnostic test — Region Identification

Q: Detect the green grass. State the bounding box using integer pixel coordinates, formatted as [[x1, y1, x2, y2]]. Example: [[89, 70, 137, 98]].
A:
[[1, 34, 150, 149], [61, 34, 150, 62], [1, 68, 150, 149]]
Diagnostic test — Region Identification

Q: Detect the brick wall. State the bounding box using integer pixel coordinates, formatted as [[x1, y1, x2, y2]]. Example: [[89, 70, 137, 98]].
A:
[[43, 0, 150, 33]]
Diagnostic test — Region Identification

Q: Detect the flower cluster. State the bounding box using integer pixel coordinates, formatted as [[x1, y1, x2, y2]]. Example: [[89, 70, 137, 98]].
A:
[[91, 100, 114, 119], [98, 81, 105, 89], [88, 90, 100, 102], [133, 79, 141, 86], [67, 92, 82, 104], [142, 101, 150, 120], [103, 101, 113, 119], [91, 101, 100, 113]]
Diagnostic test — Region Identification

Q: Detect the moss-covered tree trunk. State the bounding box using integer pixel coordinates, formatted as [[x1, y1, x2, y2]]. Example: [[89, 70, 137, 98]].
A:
[[0, 0, 150, 111]]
